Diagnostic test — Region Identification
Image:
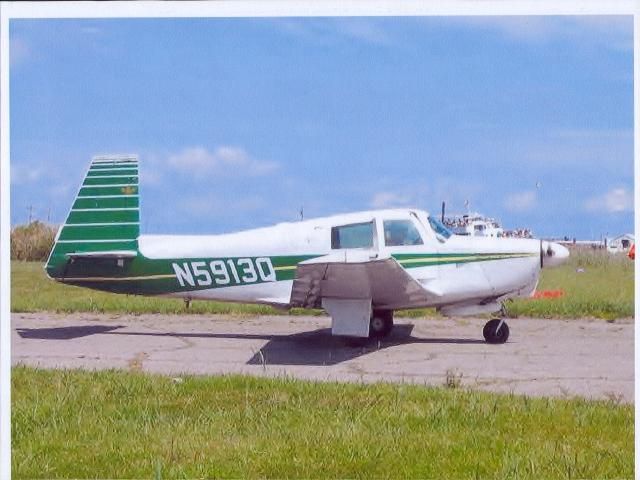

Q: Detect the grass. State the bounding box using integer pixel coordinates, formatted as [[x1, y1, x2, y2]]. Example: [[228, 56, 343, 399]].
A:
[[12, 366, 633, 479], [509, 248, 634, 320], [11, 248, 634, 319]]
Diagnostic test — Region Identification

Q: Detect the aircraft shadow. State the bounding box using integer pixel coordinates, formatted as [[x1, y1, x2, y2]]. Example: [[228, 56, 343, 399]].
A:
[[104, 324, 485, 366], [16, 325, 125, 340], [15, 324, 486, 366], [245, 324, 486, 366]]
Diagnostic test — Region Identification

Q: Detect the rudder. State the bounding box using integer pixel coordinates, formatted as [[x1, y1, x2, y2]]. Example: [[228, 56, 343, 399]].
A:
[[45, 154, 140, 279]]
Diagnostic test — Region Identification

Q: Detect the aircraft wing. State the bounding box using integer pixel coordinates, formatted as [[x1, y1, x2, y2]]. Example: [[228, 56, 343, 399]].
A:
[[289, 254, 431, 310]]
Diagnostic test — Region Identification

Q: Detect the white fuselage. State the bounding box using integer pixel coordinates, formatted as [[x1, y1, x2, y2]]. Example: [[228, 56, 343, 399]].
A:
[[136, 209, 566, 315]]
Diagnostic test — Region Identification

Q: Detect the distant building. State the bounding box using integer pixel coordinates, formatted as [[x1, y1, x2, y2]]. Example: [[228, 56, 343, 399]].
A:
[[606, 233, 635, 254]]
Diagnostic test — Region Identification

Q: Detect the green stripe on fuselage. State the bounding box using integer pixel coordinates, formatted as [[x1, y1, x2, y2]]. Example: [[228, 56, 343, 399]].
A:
[[392, 252, 536, 268], [49, 254, 321, 295], [47, 250, 536, 297]]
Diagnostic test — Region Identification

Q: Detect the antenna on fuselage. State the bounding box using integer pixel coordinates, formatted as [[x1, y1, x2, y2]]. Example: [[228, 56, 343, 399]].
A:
[[299, 206, 304, 221], [441, 201, 445, 223]]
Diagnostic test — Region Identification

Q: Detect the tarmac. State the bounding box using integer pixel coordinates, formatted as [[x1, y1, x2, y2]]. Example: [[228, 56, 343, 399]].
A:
[[11, 312, 634, 403]]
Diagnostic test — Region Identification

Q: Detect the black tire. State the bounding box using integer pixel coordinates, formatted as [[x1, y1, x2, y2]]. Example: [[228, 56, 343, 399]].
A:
[[483, 318, 509, 344], [369, 310, 394, 339]]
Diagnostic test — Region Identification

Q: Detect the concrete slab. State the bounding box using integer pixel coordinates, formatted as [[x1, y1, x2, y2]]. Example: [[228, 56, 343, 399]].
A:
[[11, 313, 634, 403]]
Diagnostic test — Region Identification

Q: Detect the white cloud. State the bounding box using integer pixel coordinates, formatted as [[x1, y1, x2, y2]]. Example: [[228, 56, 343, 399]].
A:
[[11, 164, 44, 185], [364, 177, 486, 213], [273, 18, 393, 47], [370, 191, 413, 209], [10, 37, 30, 67], [167, 146, 279, 177], [333, 18, 392, 46], [179, 193, 265, 217], [48, 183, 72, 199], [585, 187, 634, 213], [504, 191, 537, 212], [446, 16, 632, 51], [81, 26, 102, 35], [518, 128, 632, 173]]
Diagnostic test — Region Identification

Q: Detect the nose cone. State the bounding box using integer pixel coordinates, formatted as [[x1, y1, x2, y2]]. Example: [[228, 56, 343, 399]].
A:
[[542, 241, 570, 267]]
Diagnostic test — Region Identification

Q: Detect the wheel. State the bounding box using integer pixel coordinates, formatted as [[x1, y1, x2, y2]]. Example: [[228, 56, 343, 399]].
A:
[[369, 310, 394, 339], [483, 318, 509, 344]]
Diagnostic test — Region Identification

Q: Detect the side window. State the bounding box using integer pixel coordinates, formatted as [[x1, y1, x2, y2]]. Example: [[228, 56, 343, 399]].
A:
[[384, 220, 424, 246], [331, 222, 374, 249]]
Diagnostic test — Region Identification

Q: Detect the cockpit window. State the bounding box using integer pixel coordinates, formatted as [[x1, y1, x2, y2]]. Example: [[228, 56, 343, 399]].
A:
[[383, 220, 424, 246], [331, 221, 374, 249], [427, 216, 452, 242]]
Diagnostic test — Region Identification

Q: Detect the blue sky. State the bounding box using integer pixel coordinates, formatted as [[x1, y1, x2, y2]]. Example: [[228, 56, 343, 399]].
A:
[[9, 16, 634, 239]]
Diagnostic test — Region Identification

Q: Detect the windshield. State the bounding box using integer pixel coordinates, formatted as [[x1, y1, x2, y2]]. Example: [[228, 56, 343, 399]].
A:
[[427, 216, 453, 242]]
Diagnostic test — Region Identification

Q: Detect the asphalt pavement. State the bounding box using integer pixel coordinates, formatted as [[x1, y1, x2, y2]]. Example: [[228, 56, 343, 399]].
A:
[[11, 312, 634, 403]]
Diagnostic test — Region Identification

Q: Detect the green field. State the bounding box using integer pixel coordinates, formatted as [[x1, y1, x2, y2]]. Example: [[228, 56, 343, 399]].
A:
[[12, 366, 633, 479], [510, 248, 634, 319], [11, 249, 634, 319]]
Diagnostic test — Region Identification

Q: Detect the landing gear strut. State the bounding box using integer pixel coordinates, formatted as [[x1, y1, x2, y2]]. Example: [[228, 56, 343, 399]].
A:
[[483, 318, 509, 344], [369, 310, 394, 339]]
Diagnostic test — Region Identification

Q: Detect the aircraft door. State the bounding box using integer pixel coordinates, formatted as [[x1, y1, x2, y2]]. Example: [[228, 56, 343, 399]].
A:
[[330, 219, 379, 261]]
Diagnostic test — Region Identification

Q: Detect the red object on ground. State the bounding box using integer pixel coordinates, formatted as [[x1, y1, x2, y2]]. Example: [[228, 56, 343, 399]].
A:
[[532, 289, 565, 299], [628, 244, 635, 260]]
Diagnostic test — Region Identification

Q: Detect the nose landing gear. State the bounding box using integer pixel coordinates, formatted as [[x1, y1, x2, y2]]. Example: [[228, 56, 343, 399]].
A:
[[483, 318, 509, 344]]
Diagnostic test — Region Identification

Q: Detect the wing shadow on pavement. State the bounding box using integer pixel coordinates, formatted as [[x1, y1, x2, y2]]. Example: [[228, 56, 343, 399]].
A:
[[245, 324, 486, 366], [15, 323, 486, 366], [104, 323, 485, 366], [16, 325, 125, 340]]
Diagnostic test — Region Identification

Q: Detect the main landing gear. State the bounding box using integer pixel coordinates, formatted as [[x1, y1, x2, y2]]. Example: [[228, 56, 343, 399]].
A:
[[483, 318, 509, 344], [369, 310, 394, 339]]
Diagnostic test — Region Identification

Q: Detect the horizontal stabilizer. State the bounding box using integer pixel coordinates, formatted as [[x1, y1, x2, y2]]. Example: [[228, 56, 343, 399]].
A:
[[65, 250, 138, 259]]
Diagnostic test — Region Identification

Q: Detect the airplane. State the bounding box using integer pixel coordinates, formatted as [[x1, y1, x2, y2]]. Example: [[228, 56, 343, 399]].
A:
[[45, 155, 570, 344]]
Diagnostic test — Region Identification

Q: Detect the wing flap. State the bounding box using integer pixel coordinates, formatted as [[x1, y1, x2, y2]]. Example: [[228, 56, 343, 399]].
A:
[[290, 256, 431, 310]]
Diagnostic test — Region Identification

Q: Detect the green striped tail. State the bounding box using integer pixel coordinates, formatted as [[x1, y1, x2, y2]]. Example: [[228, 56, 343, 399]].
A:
[[45, 155, 140, 278]]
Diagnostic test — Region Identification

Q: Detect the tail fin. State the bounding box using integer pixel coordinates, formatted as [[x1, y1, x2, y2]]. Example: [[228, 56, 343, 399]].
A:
[[45, 154, 140, 278]]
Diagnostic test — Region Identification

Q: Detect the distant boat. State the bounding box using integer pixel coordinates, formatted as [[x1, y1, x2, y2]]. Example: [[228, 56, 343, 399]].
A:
[[443, 213, 505, 238]]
